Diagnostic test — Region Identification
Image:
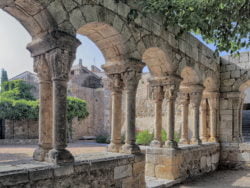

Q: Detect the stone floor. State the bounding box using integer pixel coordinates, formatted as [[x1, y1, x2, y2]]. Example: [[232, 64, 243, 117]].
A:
[[0, 140, 107, 165], [171, 170, 250, 188]]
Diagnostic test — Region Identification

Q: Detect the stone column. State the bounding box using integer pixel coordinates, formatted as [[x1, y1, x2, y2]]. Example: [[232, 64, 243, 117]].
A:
[[190, 86, 203, 145], [27, 31, 80, 165], [46, 48, 79, 165], [150, 85, 164, 147], [163, 75, 182, 148], [121, 62, 144, 154], [200, 98, 208, 142], [179, 93, 189, 144], [107, 74, 123, 152], [33, 55, 53, 161], [208, 93, 219, 142]]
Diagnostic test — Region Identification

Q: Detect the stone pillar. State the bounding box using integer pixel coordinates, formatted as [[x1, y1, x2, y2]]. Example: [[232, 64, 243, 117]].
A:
[[163, 75, 182, 148], [150, 85, 164, 147], [46, 48, 78, 165], [121, 62, 144, 154], [200, 98, 208, 143], [27, 31, 80, 165], [208, 93, 219, 142], [179, 93, 189, 144], [190, 86, 203, 145], [107, 74, 123, 152], [33, 55, 53, 161]]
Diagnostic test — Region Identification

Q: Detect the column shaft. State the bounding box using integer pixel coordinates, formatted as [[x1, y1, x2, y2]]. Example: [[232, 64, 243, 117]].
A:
[[200, 99, 208, 142], [108, 88, 123, 152], [179, 96, 189, 144]]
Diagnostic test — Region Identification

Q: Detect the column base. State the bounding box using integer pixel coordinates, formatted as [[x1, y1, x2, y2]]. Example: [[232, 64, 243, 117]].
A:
[[201, 137, 209, 143], [150, 140, 162, 148], [165, 140, 178, 148], [208, 137, 218, 143], [121, 143, 141, 154], [47, 149, 74, 165], [33, 146, 50, 161], [179, 138, 189, 145], [107, 143, 122, 152], [190, 138, 202, 145]]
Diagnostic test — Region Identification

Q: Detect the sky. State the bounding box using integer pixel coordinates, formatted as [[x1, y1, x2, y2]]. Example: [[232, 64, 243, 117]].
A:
[[0, 9, 249, 78]]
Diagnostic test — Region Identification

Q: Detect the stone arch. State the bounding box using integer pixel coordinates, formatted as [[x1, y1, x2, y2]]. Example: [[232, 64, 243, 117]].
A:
[[142, 47, 176, 77], [77, 22, 127, 65], [180, 66, 202, 86], [0, 0, 56, 38], [239, 80, 250, 92], [203, 77, 219, 92]]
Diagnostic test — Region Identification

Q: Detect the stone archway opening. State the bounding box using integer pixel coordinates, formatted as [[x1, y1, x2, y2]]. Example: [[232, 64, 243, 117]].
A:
[[239, 81, 250, 142]]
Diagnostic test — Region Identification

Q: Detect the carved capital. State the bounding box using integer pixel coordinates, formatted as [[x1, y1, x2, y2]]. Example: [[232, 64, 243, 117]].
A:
[[46, 48, 76, 81], [164, 84, 178, 100], [190, 91, 203, 108], [108, 74, 123, 93], [178, 92, 189, 105], [122, 70, 141, 91], [151, 86, 164, 102], [34, 54, 51, 82]]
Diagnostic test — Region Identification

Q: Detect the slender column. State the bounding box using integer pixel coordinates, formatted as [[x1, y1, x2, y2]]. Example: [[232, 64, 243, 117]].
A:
[[150, 85, 164, 147], [190, 87, 203, 145], [179, 93, 189, 144], [121, 63, 144, 154], [200, 98, 208, 142], [47, 48, 79, 165], [163, 75, 181, 148], [107, 74, 123, 152], [208, 93, 219, 142], [33, 55, 52, 161]]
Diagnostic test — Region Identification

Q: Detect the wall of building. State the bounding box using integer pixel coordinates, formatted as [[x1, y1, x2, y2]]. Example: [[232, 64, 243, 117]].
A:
[[4, 120, 38, 139]]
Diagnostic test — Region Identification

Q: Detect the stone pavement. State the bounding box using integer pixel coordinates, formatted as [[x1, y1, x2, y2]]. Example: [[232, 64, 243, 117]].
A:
[[171, 170, 250, 188], [0, 141, 107, 165]]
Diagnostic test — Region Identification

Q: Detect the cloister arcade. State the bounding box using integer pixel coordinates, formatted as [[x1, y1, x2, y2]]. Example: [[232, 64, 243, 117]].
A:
[[0, 0, 249, 187]]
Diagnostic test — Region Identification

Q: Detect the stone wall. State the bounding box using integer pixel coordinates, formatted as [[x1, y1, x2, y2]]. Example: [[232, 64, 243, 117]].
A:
[[4, 120, 38, 139], [0, 152, 145, 188], [69, 83, 111, 138], [220, 143, 250, 169], [145, 143, 220, 180]]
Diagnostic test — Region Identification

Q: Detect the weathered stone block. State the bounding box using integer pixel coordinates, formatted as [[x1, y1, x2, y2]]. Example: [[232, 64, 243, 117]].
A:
[[114, 164, 132, 180]]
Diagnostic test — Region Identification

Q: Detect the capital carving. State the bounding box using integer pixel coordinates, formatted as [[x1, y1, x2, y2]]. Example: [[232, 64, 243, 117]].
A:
[[152, 86, 164, 101], [108, 74, 123, 93], [34, 54, 51, 82], [46, 48, 76, 81], [164, 84, 178, 100], [122, 70, 142, 91], [178, 92, 189, 105], [190, 91, 203, 108]]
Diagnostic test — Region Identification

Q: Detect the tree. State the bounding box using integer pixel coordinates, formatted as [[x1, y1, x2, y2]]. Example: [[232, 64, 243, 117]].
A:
[[139, 0, 250, 54], [1, 69, 8, 86]]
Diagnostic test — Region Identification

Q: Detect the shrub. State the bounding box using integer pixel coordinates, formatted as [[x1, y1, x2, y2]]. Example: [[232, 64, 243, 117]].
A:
[[161, 129, 180, 143], [136, 130, 153, 145], [96, 134, 110, 144]]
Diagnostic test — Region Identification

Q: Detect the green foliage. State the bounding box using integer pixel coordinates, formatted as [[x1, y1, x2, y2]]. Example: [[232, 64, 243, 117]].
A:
[[1, 80, 35, 100], [0, 81, 89, 122], [139, 0, 250, 54], [136, 130, 153, 145], [0, 97, 39, 120], [67, 97, 89, 122], [1, 69, 8, 89], [135, 129, 180, 145]]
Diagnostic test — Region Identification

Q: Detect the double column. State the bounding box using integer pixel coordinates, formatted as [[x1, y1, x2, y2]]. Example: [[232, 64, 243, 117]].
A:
[[189, 86, 203, 145], [163, 75, 182, 148], [121, 61, 144, 154], [149, 81, 164, 147], [27, 31, 80, 165]]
